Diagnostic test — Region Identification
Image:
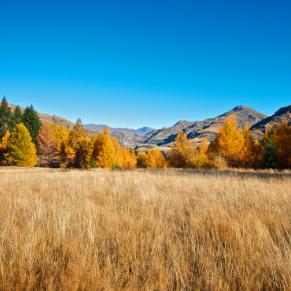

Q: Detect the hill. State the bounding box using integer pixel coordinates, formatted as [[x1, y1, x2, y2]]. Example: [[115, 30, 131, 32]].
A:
[[143, 105, 266, 147], [250, 105, 291, 139]]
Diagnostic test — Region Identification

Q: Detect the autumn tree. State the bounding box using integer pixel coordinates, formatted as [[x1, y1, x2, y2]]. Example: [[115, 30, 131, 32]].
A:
[[145, 149, 166, 168], [51, 125, 69, 151], [137, 151, 148, 168], [68, 119, 86, 149], [214, 115, 245, 167], [22, 105, 42, 143], [121, 148, 137, 169], [0, 97, 12, 140], [37, 124, 58, 167], [92, 127, 115, 168], [169, 130, 195, 168], [0, 130, 10, 164], [193, 138, 210, 168], [74, 137, 93, 168], [272, 123, 291, 168], [5, 123, 38, 166], [240, 127, 256, 167], [60, 143, 75, 168], [59, 119, 86, 168]]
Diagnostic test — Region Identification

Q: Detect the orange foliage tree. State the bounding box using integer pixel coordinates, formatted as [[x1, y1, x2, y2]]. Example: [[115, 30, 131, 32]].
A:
[[0, 130, 10, 164], [271, 123, 291, 168], [145, 149, 166, 168], [37, 124, 58, 167], [169, 130, 195, 168], [92, 127, 116, 168], [74, 137, 93, 168]]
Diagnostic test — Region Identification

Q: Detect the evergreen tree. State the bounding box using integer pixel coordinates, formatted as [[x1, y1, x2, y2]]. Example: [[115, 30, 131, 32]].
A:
[[0, 97, 12, 140], [261, 134, 278, 168], [11, 105, 23, 128], [5, 123, 38, 166], [22, 105, 42, 143]]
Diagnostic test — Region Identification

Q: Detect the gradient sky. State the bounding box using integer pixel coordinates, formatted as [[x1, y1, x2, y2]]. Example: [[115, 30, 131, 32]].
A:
[[0, 0, 290, 128]]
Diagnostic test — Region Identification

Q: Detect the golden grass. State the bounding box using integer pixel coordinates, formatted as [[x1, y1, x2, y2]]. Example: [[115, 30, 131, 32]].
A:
[[0, 168, 290, 290]]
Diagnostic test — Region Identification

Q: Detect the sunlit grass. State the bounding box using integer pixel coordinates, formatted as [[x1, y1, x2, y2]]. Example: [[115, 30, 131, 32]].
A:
[[0, 168, 290, 290]]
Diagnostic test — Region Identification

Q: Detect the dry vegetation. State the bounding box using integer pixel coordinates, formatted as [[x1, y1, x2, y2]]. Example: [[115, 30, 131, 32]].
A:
[[0, 168, 290, 290]]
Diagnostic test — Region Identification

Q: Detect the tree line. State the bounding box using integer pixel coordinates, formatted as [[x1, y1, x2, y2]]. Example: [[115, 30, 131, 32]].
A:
[[0, 97, 290, 169]]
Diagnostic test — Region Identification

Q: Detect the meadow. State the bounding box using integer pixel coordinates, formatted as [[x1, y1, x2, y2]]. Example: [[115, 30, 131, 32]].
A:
[[0, 168, 290, 290]]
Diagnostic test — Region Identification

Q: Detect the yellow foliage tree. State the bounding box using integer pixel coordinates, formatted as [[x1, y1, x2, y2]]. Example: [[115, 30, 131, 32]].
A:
[[5, 124, 38, 167], [240, 127, 256, 167], [51, 124, 69, 152], [93, 127, 115, 168], [215, 115, 245, 167], [0, 130, 10, 164], [68, 119, 86, 150], [121, 148, 137, 169], [60, 143, 75, 168], [145, 149, 166, 168], [169, 130, 195, 168], [193, 138, 210, 168]]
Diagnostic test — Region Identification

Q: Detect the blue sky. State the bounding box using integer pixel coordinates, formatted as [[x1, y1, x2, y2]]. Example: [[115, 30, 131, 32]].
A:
[[0, 0, 290, 128]]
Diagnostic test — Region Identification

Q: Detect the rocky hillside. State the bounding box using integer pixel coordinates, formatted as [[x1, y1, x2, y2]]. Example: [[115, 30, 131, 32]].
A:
[[9, 104, 75, 129], [250, 105, 291, 139], [143, 105, 266, 147]]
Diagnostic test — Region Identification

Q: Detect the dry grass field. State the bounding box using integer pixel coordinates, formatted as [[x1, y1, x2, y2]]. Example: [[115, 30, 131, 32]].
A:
[[0, 168, 290, 290]]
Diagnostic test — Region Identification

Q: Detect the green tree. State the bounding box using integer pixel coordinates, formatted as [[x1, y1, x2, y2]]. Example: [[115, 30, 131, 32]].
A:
[[0, 97, 12, 139], [22, 105, 42, 143], [5, 123, 38, 166], [261, 134, 278, 168], [11, 105, 23, 128]]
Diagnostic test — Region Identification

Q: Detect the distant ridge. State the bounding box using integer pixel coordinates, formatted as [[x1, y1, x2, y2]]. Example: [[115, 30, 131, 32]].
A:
[[250, 105, 291, 139], [7, 101, 290, 148], [143, 105, 266, 147]]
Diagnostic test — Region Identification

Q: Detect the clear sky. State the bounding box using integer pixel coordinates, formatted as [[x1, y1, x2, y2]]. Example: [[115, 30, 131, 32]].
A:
[[0, 0, 290, 128]]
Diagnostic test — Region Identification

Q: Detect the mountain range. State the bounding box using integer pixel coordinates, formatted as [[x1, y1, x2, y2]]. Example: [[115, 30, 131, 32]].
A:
[[20, 104, 291, 149]]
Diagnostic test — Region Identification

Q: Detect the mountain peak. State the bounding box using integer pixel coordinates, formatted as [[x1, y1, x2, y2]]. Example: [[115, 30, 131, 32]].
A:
[[232, 105, 248, 111], [273, 105, 291, 116], [136, 127, 155, 134]]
